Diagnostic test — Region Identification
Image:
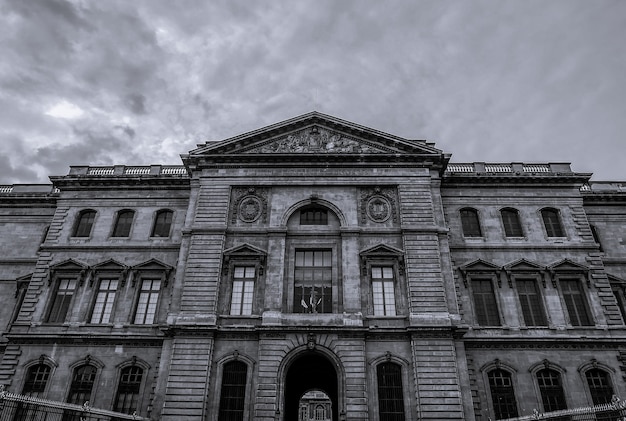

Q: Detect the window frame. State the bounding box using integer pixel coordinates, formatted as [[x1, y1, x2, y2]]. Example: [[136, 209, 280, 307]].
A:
[[468, 275, 502, 327], [212, 353, 255, 421], [150, 209, 174, 238], [65, 361, 102, 407], [132, 278, 162, 325], [368, 354, 412, 421], [579, 361, 617, 406], [129, 260, 172, 325], [513, 277, 549, 327], [299, 205, 329, 226], [500, 208, 524, 238], [460, 207, 483, 238], [72, 209, 97, 238], [541, 208, 566, 238], [293, 249, 334, 314], [481, 363, 520, 420], [89, 277, 120, 324], [46, 277, 79, 324], [112, 359, 150, 416], [111, 209, 135, 238], [229, 264, 258, 316], [556, 276, 594, 327]]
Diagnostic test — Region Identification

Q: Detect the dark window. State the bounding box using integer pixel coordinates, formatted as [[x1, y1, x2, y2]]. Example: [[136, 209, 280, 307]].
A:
[[22, 364, 51, 397], [517, 279, 547, 326], [488, 369, 518, 419], [112, 210, 134, 237], [113, 366, 143, 414], [230, 266, 255, 315], [47, 278, 77, 323], [377, 362, 406, 421], [542, 208, 565, 237], [294, 250, 332, 313], [460, 208, 482, 237], [67, 365, 97, 405], [590, 224, 603, 252], [372, 266, 396, 316], [133, 279, 161, 324], [300, 207, 328, 225], [586, 368, 614, 405], [501, 208, 524, 237], [90, 279, 118, 323], [611, 284, 626, 324], [218, 361, 248, 421], [537, 369, 567, 411], [472, 279, 500, 326], [73, 210, 96, 237], [151, 210, 173, 237], [560, 279, 592, 326]]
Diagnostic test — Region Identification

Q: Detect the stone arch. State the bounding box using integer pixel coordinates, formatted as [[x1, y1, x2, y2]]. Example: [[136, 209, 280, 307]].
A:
[[277, 342, 345, 421], [281, 198, 347, 227]]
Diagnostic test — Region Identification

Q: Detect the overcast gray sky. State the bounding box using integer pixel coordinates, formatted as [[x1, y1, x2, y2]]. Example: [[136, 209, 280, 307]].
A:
[[1, 0, 625, 184]]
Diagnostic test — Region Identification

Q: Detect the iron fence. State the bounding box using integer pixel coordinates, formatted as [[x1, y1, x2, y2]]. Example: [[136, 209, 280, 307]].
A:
[[0, 388, 144, 421], [500, 396, 626, 421]]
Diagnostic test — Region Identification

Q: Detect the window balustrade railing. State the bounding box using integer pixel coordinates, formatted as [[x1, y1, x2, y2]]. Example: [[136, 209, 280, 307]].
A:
[[499, 396, 626, 421], [0, 186, 13, 193]]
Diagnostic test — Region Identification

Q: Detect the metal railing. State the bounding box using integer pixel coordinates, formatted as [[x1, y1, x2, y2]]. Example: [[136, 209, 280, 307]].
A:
[[500, 396, 626, 421], [0, 388, 144, 421]]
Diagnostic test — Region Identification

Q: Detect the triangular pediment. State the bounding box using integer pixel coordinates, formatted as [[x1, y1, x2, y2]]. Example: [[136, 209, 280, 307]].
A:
[[132, 259, 173, 273], [49, 258, 88, 272], [188, 112, 444, 157], [548, 259, 589, 273], [360, 244, 404, 258], [91, 259, 128, 272], [459, 259, 502, 273], [224, 243, 267, 258], [503, 259, 545, 272]]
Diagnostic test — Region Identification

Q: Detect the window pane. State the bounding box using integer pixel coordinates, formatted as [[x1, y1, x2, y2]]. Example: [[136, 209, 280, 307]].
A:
[[542, 209, 565, 237], [537, 369, 567, 411], [560, 279, 592, 326], [22, 364, 51, 397], [377, 363, 405, 421], [231, 266, 255, 316], [67, 365, 97, 405], [501, 209, 523, 237], [517, 279, 547, 326], [372, 266, 396, 316], [91, 279, 118, 323], [218, 361, 248, 421], [151, 210, 173, 237], [48, 279, 77, 323], [460, 208, 482, 237], [472, 279, 500, 326], [294, 250, 332, 313], [488, 369, 518, 419], [114, 366, 143, 414], [134, 280, 161, 324], [586, 369, 614, 405], [300, 207, 328, 225], [112, 210, 134, 237], [74, 210, 96, 237]]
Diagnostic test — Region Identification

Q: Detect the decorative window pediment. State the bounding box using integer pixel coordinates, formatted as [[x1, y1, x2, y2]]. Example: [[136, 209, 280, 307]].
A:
[[131, 259, 173, 287], [459, 259, 502, 287], [504, 259, 547, 288], [48, 259, 88, 286], [90, 259, 129, 285], [360, 244, 405, 273], [548, 259, 590, 287], [223, 243, 267, 276]]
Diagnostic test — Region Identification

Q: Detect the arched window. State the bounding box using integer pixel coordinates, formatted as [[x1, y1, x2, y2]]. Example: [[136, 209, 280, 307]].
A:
[[73, 210, 96, 237], [218, 361, 248, 421], [377, 362, 405, 421], [113, 366, 144, 414], [21, 364, 51, 397], [314, 404, 326, 420], [300, 205, 328, 225], [541, 208, 565, 237], [487, 369, 518, 419], [67, 365, 97, 405], [537, 368, 567, 411], [112, 210, 135, 237], [501, 208, 523, 237], [460, 208, 482, 237], [585, 368, 614, 405], [151, 209, 173, 237]]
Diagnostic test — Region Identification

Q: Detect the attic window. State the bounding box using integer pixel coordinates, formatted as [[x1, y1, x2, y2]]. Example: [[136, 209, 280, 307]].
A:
[[300, 206, 328, 225]]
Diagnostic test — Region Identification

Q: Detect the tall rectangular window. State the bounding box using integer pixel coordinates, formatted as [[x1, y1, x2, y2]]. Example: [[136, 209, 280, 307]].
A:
[[537, 369, 567, 411], [47, 279, 77, 323], [472, 279, 500, 326], [542, 208, 565, 237], [67, 365, 97, 405], [230, 266, 255, 316], [372, 266, 396, 316], [134, 279, 161, 324], [586, 368, 614, 405], [294, 250, 332, 313], [151, 210, 173, 237], [488, 369, 518, 419], [516, 279, 547, 326], [460, 208, 482, 237], [112, 210, 134, 237], [560, 279, 592, 326], [90, 279, 118, 323], [114, 366, 143, 414], [377, 362, 405, 421], [218, 361, 248, 421], [501, 208, 524, 237]]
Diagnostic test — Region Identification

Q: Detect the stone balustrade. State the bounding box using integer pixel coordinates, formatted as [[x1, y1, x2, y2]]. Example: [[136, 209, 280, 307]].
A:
[[71, 165, 188, 176], [445, 162, 572, 175]]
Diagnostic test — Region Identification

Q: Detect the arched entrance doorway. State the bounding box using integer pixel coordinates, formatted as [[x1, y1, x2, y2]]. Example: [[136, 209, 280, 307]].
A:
[[285, 352, 338, 421]]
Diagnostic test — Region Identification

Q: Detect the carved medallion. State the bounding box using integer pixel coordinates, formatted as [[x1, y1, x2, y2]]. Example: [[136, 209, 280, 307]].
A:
[[367, 196, 391, 222], [238, 196, 262, 222]]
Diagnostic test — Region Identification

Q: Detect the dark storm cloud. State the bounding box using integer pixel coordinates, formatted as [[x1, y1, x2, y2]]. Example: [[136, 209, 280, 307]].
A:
[[1, 0, 625, 184]]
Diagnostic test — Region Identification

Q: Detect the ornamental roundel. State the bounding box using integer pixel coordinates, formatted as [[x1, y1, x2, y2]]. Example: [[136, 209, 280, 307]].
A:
[[238, 196, 262, 222], [366, 196, 391, 222]]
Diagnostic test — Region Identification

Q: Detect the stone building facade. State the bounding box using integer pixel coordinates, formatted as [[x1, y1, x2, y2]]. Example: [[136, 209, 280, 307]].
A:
[[0, 112, 625, 420]]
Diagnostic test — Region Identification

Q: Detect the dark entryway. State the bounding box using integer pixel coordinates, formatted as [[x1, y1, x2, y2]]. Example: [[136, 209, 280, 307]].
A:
[[285, 352, 338, 421]]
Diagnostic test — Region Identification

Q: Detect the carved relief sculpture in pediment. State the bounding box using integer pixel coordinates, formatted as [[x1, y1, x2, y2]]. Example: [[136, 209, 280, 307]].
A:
[[230, 187, 269, 224], [243, 126, 388, 154]]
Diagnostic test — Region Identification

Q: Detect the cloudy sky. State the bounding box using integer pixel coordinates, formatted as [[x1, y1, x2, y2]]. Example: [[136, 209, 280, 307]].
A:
[[1, 0, 625, 184]]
